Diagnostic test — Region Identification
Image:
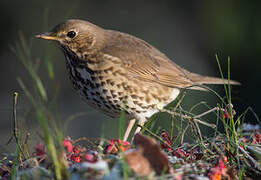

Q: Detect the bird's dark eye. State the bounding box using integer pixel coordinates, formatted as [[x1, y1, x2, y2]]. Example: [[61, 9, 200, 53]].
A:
[[67, 31, 76, 38]]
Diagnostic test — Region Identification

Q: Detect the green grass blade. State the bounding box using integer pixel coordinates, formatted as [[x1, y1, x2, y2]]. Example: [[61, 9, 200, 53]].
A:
[[12, 33, 48, 101], [119, 108, 126, 140]]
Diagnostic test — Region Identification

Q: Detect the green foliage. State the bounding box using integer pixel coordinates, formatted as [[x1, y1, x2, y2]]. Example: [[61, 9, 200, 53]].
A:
[[12, 33, 69, 180], [11, 33, 48, 102], [119, 108, 126, 141]]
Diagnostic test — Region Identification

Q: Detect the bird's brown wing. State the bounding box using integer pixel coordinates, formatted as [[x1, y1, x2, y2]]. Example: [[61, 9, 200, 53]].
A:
[[101, 30, 195, 88]]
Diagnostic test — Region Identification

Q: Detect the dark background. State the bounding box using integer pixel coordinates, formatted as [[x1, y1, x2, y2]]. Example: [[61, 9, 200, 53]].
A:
[[0, 0, 260, 150]]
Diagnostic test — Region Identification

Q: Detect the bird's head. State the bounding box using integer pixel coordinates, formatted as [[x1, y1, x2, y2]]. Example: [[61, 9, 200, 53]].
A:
[[36, 19, 103, 56]]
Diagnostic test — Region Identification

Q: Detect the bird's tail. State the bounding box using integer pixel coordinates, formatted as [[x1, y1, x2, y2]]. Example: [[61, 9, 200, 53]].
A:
[[191, 74, 240, 85], [185, 73, 240, 91]]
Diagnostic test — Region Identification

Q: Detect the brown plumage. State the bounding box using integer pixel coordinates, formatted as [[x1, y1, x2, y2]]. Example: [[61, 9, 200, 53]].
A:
[[36, 19, 239, 140]]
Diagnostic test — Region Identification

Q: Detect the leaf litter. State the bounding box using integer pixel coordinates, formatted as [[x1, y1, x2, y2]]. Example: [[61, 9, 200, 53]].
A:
[[1, 123, 261, 180]]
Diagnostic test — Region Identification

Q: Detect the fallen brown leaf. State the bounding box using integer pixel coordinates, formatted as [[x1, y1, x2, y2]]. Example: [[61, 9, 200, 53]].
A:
[[124, 149, 153, 176], [133, 133, 174, 175]]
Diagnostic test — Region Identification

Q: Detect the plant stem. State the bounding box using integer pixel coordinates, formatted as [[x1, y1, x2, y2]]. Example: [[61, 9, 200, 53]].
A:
[[12, 92, 27, 159]]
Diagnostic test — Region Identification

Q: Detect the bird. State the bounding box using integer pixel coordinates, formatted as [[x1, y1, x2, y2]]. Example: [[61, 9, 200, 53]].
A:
[[36, 19, 239, 141]]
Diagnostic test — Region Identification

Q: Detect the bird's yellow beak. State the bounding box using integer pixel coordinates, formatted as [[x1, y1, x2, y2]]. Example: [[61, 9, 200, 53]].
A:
[[35, 32, 58, 41]]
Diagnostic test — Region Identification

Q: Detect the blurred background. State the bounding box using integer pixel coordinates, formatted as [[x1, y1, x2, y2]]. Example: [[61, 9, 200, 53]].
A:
[[0, 0, 260, 151]]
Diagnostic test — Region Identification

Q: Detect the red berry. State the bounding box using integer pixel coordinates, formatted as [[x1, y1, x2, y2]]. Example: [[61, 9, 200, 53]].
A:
[[63, 139, 73, 153]]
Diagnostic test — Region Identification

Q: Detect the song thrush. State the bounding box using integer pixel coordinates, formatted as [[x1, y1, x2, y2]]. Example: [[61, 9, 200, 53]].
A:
[[36, 19, 239, 141]]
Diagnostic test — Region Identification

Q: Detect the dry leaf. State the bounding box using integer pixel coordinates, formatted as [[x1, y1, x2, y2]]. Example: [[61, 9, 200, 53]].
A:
[[124, 149, 153, 176], [133, 133, 174, 175]]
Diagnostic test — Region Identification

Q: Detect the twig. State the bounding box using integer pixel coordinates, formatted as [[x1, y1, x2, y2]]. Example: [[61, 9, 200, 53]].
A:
[[160, 109, 216, 128], [12, 92, 27, 159], [211, 141, 223, 156], [13, 92, 19, 141], [73, 137, 111, 149], [6, 92, 26, 159], [193, 107, 221, 119], [192, 120, 203, 142], [170, 92, 186, 140], [137, 124, 173, 149], [180, 124, 189, 145], [239, 145, 261, 172], [23, 132, 31, 158]]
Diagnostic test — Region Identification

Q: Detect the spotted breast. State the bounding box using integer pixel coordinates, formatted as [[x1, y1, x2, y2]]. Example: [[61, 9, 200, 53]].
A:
[[64, 50, 179, 122]]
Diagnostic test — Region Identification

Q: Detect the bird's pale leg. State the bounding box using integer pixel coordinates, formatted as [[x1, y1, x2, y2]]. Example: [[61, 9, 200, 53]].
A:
[[134, 125, 142, 135], [123, 119, 136, 141], [130, 121, 145, 142]]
